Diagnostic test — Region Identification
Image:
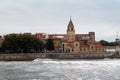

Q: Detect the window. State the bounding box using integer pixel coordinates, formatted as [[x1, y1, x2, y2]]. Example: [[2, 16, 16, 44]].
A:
[[68, 49, 70, 52], [84, 48, 86, 51], [99, 48, 101, 51], [72, 49, 74, 52], [76, 43, 78, 47], [91, 46, 93, 49], [63, 44, 64, 47], [91, 45, 94, 50], [80, 48, 82, 51], [71, 27, 73, 30]]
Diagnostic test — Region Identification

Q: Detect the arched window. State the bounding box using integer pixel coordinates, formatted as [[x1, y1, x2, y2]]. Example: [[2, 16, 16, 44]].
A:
[[71, 27, 73, 30], [76, 43, 78, 47]]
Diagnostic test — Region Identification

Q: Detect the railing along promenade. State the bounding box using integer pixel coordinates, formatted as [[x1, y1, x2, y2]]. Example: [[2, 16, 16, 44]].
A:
[[0, 52, 113, 61]]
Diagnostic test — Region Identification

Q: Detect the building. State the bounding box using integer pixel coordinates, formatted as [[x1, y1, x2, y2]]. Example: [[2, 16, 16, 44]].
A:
[[60, 18, 105, 53], [35, 18, 105, 53], [106, 46, 116, 52], [115, 38, 120, 54]]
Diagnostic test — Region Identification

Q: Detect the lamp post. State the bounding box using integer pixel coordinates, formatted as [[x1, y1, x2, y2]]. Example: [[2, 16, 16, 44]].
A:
[[116, 38, 120, 55]]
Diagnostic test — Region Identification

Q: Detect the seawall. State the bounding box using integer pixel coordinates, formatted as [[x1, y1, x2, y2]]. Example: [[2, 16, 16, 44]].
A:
[[0, 52, 111, 61]]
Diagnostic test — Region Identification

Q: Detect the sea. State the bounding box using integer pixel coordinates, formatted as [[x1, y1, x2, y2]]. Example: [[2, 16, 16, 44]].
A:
[[0, 59, 120, 80]]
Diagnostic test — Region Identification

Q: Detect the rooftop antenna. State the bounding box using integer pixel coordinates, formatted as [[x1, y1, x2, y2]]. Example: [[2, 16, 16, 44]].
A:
[[70, 16, 71, 21], [116, 32, 118, 38], [116, 32, 119, 43]]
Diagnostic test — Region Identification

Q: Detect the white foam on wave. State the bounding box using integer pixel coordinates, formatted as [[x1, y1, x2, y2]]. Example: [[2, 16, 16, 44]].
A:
[[33, 58, 54, 62], [32, 58, 120, 70]]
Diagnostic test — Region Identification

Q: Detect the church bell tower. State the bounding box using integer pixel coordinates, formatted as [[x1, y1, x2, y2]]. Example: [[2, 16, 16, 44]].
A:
[[66, 18, 75, 42]]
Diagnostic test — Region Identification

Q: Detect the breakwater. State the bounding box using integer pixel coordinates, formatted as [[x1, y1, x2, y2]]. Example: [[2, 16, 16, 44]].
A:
[[0, 52, 113, 61]]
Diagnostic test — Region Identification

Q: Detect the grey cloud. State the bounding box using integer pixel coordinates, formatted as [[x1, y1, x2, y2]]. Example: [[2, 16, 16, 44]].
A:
[[0, 0, 120, 41]]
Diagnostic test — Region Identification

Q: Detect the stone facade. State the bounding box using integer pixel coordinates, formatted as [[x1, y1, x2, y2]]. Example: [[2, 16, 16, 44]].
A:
[[55, 19, 105, 53], [35, 18, 105, 53]]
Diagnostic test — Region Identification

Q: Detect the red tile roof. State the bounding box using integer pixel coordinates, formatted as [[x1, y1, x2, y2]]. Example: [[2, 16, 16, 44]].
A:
[[94, 42, 104, 48]]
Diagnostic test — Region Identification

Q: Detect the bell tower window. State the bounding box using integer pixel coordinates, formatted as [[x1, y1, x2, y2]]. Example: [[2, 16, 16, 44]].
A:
[[71, 27, 73, 30]]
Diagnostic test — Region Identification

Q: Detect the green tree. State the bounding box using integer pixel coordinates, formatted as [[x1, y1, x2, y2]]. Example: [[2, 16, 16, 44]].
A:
[[45, 38, 54, 51], [0, 34, 18, 53], [100, 40, 109, 46], [109, 42, 117, 46], [99, 40, 117, 46], [1, 34, 44, 53]]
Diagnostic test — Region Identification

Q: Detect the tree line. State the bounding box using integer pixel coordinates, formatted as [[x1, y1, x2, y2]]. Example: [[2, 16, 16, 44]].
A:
[[0, 34, 54, 53], [99, 40, 117, 46]]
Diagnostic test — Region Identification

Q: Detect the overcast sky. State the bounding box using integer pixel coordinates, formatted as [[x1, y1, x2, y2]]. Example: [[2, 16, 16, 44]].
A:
[[0, 0, 120, 41]]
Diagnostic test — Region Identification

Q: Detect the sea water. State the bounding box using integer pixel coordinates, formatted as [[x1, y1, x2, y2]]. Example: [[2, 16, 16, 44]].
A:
[[0, 59, 120, 80]]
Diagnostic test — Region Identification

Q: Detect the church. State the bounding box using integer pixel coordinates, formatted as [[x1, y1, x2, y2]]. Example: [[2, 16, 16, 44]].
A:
[[35, 18, 106, 53], [60, 18, 105, 53]]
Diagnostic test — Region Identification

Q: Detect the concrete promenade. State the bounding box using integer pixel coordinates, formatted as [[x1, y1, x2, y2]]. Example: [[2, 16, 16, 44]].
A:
[[0, 52, 113, 61]]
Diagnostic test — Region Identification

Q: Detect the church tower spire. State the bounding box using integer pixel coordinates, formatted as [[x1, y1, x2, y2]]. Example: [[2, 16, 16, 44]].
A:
[[67, 17, 74, 31], [66, 17, 75, 42]]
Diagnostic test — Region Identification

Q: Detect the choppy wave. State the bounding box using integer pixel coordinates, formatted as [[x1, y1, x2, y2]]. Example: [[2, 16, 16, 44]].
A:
[[33, 58, 120, 65], [0, 59, 120, 80]]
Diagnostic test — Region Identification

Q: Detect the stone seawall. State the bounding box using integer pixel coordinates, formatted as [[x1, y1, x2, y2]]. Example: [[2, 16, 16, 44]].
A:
[[0, 52, 111, 61]]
